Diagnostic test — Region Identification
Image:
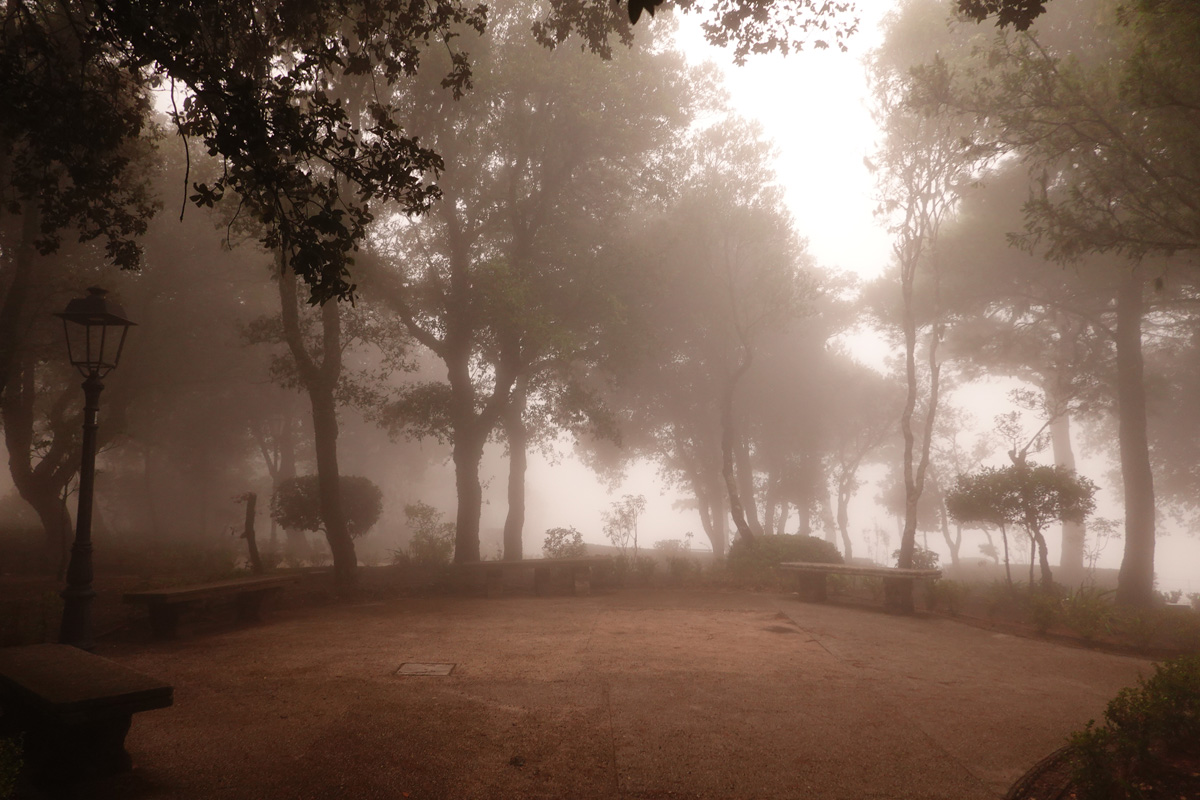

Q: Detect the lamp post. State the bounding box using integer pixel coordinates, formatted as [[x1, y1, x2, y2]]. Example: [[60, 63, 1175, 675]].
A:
[[56, 287, 135, 649]]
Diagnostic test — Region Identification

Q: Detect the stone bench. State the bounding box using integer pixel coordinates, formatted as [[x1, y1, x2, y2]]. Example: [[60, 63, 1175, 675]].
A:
[[123, 574, 302, 638], [452, 557, 613, 598], [777, 561, 942, 613], [0, 644, 173, 783]]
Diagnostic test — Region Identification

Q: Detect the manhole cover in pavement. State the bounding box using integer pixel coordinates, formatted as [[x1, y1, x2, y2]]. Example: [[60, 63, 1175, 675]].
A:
[[396, 662, 456, 676]]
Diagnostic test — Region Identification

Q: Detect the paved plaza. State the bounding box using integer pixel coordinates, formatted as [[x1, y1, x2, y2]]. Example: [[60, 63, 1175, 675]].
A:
[[77, 589, 1149, 799]]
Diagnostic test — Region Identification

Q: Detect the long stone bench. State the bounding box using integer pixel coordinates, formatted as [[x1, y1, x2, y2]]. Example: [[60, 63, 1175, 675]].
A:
[[777, 561, 942, 613], [0, 644, 173, 784], [123, 574, 302, 638], [452, 557, 613, 598]]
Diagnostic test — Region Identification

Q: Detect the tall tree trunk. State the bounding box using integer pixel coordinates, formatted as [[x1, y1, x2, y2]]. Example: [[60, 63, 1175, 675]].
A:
[[0, 204, 38, 400], [706, 469, 729, 556], [1000, 525, 1013, 586], [277, 260, 355, 592], [734, 431, 764, 537], [938, 500, 960, 567], [1049, 408, 1085, 582], [2, 354, 79, 575], [1034, 530, 1053, 590], [309, 388, 355, 585], [836, 478, 853, 560], [762, 465, 780, 536], [502, 383, 527, 562], [818, 495, 837, 545], [721, 387, 754, 546], [1114, 269, 1156, 608], [447, 335, 486, 563], [776, 501, 789, 536]]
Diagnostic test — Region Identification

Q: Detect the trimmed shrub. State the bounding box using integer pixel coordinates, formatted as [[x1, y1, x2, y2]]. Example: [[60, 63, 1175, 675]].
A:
[[270, 475, 383, 539], [727, 534, 842, 588]]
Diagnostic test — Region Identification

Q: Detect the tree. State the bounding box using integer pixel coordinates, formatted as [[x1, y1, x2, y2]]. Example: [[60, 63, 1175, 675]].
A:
[[557, 0, 860, 61], [946, 464, 1097, 590], [868, 5, 997, 584], [822, 354, 902, 561], [270, 475, 383, 542], [366, 4, 697, 563], [1, 1, 157, 401], [603, 494, 646, 558], [609, 117, 815, 554], [909, 0, 1189, 606]]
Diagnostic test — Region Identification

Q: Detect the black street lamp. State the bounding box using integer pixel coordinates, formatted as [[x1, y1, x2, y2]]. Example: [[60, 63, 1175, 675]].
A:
[[56, 287, 136, 649]]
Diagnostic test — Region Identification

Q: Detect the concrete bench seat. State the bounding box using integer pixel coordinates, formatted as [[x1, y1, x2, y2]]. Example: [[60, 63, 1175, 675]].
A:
[[123, 574, 302, 638], [452, 557, 613, 597], [0, 643, 173, 783], [778, 561, 942, 613]]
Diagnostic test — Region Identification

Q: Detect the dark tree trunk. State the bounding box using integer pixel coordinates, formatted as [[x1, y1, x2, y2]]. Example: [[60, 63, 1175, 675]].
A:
[[310, 389, 355, 586], [277, 260, 355, 593], [241, 493, 263, 575], [0, 204, 38, 401], [2, 355, 79, 576], [1114, 269, 1156, 608], [501, 384, 527, 562], [1034, 530, 1053, 591]]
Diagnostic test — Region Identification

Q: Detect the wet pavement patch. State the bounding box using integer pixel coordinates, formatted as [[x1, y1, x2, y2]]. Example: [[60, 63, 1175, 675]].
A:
[[395, 662, 456, 676]]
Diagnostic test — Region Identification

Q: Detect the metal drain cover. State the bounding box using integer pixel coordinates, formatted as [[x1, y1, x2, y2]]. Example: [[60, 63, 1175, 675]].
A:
[[396, 662, 455, 676]]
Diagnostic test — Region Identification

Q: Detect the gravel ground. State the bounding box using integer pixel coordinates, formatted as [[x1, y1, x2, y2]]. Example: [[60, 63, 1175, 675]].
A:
[[8, 587, 1151, 799]]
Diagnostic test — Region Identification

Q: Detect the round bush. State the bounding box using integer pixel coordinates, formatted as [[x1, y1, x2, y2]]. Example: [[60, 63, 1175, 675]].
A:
[[270, 475, 383, 539], [728, 533, 843, 572]]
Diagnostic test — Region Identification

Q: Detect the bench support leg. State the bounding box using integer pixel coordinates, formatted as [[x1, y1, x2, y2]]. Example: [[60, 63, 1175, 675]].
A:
[[236, 590, 274, 623], [533, 566, 550, 596], [147, 604, 181, 639], [795, 573, 828, 602], [882, 577, 915, 613], [20, 712, 135, 783], [572, 567, 591, 596]]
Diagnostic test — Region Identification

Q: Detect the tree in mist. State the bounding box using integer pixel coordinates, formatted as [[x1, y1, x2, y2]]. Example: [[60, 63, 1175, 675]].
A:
[[611, 118, 815, 554], [946, 464, 1097, 591], [0, 3, 159, 568], [821, 354, 902, 561], [907, 0, 1200, 606], [365, 4, 696, 563], [935, 165, 1112, 581], [868, 6, 996, 586], [0, 2, 157, 402], [603, 494, 646, 559]]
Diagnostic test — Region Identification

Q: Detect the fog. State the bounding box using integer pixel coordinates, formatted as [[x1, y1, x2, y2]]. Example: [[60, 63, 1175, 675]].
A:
[[3, 0, 1199, 604]]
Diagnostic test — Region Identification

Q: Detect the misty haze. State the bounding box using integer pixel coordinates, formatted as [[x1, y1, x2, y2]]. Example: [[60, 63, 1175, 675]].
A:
[[1, 0, 1198, 798]]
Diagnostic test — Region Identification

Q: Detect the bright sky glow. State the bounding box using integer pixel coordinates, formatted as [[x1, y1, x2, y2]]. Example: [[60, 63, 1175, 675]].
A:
[[669, 5, 895, 280]]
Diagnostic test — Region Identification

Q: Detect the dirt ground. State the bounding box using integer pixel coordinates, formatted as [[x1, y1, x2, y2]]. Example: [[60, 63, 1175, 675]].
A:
[[7, 586, 1154, 799]]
